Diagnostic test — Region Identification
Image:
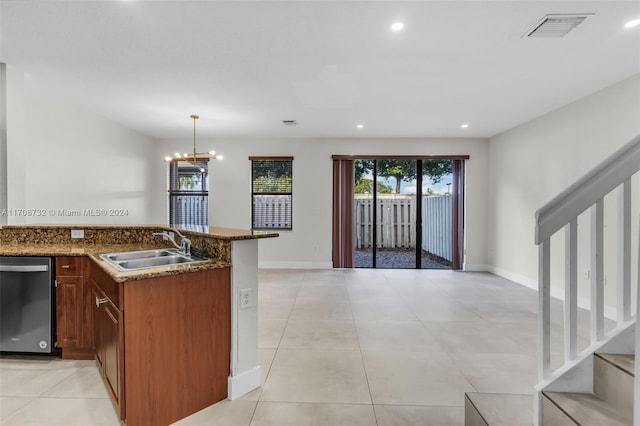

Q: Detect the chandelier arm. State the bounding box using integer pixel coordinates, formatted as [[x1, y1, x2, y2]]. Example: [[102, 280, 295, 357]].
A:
[[163, 114, 221, 165]]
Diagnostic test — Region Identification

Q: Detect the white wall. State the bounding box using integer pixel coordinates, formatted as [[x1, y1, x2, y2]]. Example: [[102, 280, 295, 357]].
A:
[[4, 64, 27, 225], [2, 66, 163, 225], [0, 64, 8, 225], [155, 137, 490, 269], [487, 74, 640, 312]]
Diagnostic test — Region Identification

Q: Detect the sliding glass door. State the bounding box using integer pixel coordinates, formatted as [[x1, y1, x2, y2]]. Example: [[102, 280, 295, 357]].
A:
[[419, 159, 454, 269], [353, 158, 456, 269]]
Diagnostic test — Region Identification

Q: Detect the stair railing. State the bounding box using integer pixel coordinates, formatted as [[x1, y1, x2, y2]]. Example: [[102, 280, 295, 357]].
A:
[[534, 134, 640, 425]]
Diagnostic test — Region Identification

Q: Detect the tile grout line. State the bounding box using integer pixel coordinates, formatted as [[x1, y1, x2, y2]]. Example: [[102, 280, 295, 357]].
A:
[[345, 273, 380, 426], [248, 272, 303, 425]]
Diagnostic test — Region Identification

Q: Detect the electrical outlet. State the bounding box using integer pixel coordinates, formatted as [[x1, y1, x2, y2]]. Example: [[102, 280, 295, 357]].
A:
[[71, 229, 84, 239], [240, 288, 252, 309], [583, 269, 590, 280]]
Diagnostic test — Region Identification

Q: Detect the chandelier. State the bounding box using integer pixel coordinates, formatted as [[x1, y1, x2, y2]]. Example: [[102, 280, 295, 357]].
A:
[[164, 114, 223, 172]]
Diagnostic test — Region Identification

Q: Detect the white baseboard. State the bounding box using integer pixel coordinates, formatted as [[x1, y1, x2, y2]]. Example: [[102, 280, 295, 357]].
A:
[[258, 261, 333, 269], [487, 265, 617, 320], [487, 265, 538, 290], [463, 263, 489, 272], [227, 366, 261, 401]]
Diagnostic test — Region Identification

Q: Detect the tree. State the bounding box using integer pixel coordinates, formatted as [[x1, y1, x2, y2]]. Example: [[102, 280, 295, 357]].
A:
[[252, 176, 292, 192], [377, 159, 453, 194], [376, 160, 414, 194], [354, 178, 392, 194], [354, 160, 372, 189], [421, 160, 453, 184], [252, 160, 292, 193], [179, 173, 204, 190]]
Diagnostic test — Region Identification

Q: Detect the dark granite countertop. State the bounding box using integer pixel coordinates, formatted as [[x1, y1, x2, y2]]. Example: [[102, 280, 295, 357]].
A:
[[0, 242, 232, 282], [0, 225, 278, 282]]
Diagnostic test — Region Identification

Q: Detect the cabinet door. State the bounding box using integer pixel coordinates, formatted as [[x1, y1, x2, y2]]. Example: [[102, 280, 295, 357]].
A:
[[56, 276, 83, 348], [102, 300, 123, 414], [56, 257, 92, 359], [91, 281, 105, 370], [91, 277, 125, 420]]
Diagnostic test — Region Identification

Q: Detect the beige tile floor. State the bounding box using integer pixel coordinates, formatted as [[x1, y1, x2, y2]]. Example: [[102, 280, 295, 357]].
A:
[[0, 269, 578, 425]]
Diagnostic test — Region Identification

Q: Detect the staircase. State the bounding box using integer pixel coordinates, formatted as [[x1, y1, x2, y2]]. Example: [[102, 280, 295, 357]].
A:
[[542, 353, 634, 425], [465, 134, 640, 426], [466, 352, 635, 425]]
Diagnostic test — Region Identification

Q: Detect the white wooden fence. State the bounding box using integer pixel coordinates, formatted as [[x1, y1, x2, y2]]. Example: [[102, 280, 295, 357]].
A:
[[422, 196, 452, 261], [354, 195, 452, 261], [252, 195, 292, 229], [170, 193, 208, 228], [251, 194, 453, 260], [355, 196, 416, 249]]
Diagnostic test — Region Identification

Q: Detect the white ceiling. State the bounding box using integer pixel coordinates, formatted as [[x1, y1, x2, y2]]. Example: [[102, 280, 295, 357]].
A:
[[1, 1, 639, 139]]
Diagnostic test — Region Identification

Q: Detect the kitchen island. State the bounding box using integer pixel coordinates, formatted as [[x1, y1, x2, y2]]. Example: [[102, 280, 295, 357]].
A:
[[0, 225, 277, 426]]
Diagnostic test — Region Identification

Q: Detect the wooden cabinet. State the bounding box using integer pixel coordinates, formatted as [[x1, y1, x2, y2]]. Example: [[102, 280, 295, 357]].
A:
[[90, 263, 125, 421], [123, 267, 231, 426], [55, 256, 93, 359], [87, 260, 231, 426]]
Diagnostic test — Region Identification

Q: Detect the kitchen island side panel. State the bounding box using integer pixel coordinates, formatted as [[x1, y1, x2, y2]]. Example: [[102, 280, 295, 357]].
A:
[[228, 239, 260, 400], [124, 267, 231, 426]]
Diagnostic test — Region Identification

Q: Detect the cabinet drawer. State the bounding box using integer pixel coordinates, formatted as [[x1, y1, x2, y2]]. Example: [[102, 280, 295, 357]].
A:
[[56, 256, 83, 276]]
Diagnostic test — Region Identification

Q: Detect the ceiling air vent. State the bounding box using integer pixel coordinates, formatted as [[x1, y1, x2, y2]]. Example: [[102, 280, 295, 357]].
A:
[[525, 14, 593, 38], [282, 120, 298, 126]]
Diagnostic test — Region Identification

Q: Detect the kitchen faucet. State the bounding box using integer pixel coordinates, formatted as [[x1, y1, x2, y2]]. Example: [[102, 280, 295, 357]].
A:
[[152, 229, 192, 256]]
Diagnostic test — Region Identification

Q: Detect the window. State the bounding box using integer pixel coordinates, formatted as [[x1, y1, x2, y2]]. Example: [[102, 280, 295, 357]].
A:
[[250, 157, 293, 230], [168, 160, 208, 231]]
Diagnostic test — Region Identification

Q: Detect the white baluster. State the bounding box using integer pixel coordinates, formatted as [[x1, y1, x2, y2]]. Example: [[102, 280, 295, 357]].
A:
[[634, 214, 640, 424], [590, 200, 604, 344], [565, 219, 578, 362], [618, 179, 632, 322], [539, 238, 551, 381]]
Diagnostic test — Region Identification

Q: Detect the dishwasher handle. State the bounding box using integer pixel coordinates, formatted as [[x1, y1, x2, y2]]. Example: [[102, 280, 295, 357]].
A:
[[0, 265, 49, 273]]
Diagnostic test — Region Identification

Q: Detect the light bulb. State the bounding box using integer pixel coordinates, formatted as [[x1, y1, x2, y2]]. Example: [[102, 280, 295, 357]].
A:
[[209, 150, 216, 156], [174, 152, 182, 158], [164, 156, 173, 162], [183, 153, 189, 158], [217, 155, 224, 160]]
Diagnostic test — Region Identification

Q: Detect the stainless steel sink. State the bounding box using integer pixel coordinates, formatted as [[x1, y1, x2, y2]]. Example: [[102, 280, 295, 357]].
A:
[[103, 248, 179, 262], [99, 248, 209, 272]]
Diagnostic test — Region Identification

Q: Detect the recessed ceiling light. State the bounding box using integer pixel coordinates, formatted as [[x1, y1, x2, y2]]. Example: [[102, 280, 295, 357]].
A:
[[356, 124, 364, 129], [391, 22, 404, 31], [460, 123, 469, 129], [625, 18, 640, 28]]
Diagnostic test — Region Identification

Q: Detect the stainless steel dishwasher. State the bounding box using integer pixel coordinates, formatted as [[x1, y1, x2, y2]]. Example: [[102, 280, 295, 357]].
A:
[[0, 256, 55, 353]]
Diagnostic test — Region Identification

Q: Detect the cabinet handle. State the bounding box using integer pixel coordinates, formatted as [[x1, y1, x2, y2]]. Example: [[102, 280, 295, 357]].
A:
[[95, 297, 109, 307], [61, 265, 71, 269]]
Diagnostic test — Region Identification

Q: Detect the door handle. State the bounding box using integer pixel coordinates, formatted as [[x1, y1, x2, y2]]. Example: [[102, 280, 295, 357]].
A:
[[0, 265, 49, 272], [95, 297, 109, 307]]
